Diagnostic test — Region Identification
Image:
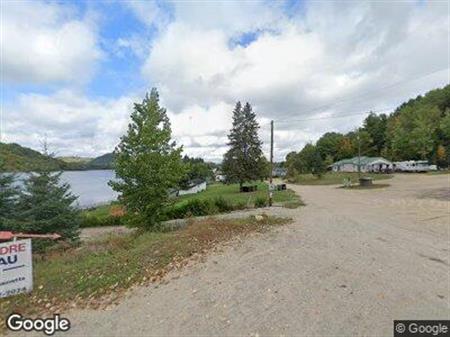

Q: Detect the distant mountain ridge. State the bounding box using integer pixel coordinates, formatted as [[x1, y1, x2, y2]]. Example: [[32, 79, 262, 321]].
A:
[[86, 153, 115, 169], [0, 142, 63, 171], [0, 142, 114, 172]]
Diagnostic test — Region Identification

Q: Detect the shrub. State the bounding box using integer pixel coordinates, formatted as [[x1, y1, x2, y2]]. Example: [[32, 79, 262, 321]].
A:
[[234, 201, 247, 210], [213, 197, 234, 212], [80, 215, 122, 228], [164, 199, 218, 220], [187, 199, 215, 216], [254, 196, 268, 208]]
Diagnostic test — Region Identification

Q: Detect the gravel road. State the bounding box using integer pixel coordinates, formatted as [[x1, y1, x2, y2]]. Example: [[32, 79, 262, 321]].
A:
[[26, 174, 450, 336]]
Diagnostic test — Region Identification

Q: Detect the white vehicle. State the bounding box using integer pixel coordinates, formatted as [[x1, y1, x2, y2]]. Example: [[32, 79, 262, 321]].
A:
[[393, 160, 437, 172]]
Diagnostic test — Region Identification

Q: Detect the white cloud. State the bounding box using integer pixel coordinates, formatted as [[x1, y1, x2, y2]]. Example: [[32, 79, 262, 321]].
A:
[[4, 91, 231, 161], [171, 1, 285, 35], [4, 1, 449, 162], [2, 1, 102, 84], [124, 1, 171, 30], [3, 90, 137, 156], [141, 0, 449, 160]]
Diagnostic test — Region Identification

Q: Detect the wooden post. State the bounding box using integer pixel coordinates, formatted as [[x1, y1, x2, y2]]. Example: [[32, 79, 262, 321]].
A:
[[357, 132, 361, 181], [269, 120, 274, 206]]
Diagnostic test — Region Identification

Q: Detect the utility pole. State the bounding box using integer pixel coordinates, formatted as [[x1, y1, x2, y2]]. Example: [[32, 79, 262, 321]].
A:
[[269, 120, 274, 207], [357, 132, 361, 180]]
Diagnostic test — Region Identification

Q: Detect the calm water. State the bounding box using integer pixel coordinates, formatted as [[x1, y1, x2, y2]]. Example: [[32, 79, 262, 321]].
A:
[[15, 170, 118, 209]]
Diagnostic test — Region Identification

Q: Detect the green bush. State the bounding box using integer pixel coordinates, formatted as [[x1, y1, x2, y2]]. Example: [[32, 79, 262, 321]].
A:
[[254, 196, 268, 208], [80, 215, 122, 228], [234, 201, 247, 210], [164, 199, 218, 220], [213, 197, 234, 212]]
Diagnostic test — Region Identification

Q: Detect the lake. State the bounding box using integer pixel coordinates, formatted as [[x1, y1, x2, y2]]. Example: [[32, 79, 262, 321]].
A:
[[15, 170, 118, 209]]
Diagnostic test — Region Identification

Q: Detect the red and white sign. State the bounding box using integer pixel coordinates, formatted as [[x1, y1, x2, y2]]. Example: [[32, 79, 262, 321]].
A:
[[0, 239, 33, 298]]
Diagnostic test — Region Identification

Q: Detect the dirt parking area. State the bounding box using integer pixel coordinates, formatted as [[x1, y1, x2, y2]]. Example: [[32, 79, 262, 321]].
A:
[[19, 174, 450, 336]]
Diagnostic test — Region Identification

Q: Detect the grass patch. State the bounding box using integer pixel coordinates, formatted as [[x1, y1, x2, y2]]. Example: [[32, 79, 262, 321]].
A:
[[286, 172, 393, 185], [81, 203, 123, 228], [176, 182, 296, 207], [165, 183, 301, 219], [80, 183, 302, 227], [0, 215, 291, 328]]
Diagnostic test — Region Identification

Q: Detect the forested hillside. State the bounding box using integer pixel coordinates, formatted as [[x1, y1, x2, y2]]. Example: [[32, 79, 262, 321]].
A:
[[0, 142, 64, 171], [286, 85, 450, 174], [87, 153, 114, 169], [0, 142, 114, 172]]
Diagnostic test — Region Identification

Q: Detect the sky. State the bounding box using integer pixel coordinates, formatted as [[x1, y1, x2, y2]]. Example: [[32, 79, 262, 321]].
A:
[[1, 0, 449, 162]]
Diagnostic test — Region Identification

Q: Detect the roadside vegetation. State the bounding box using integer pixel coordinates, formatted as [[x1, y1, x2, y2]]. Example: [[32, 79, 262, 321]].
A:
[[286, 172, 393, 185], [81, 203, 123, 228], [80, 182, 302, 228], [0, 215, 291, 330]]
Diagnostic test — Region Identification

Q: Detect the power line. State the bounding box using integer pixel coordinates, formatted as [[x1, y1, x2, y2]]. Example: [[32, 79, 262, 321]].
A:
[[272, 66, 448, 123], [274, 106, 395, 124]]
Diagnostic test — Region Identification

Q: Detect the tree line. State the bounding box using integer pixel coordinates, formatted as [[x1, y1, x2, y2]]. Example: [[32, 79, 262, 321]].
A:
[[286, 84, 450, 176]]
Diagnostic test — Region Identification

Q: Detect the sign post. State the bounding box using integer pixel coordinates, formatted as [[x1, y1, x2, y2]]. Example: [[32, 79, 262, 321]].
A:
[[0, 239, 33, 298]]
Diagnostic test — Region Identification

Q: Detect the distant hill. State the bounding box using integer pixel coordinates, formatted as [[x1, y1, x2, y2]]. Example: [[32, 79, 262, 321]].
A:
[[58, 156, 93, 164], [87, 153, 115, 169], [0, 142, 64, 171], [0, 142, 115, 172], [58, 156, 94, 170]]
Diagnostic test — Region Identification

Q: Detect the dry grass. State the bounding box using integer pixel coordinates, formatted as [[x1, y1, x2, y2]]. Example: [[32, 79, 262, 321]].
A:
[[0, 215, 291, 330]]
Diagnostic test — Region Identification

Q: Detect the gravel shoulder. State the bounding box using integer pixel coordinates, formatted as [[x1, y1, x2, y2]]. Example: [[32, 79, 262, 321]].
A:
[[22, 174, 450, 336]]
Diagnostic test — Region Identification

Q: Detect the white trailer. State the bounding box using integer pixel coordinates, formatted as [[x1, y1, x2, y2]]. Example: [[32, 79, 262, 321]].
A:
[[393, 161, 437, 172]]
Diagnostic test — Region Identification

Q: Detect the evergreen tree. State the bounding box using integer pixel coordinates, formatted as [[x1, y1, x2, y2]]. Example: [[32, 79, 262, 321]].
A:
[[0, 159, 18, 230], [223, 102, 266, 189], [110, 88, 185, 230], [14, 167, 80, 251]]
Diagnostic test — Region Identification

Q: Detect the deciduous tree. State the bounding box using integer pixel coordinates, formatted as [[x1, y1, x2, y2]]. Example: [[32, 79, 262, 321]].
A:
[[110, 88, 185, 230]]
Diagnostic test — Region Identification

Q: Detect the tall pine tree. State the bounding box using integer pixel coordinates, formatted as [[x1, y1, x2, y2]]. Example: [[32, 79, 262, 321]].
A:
[[0, 159, 18, 230], [223, 102, 266, 189], [110, 88, 185, 230], [14, 163, 81, 251]]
